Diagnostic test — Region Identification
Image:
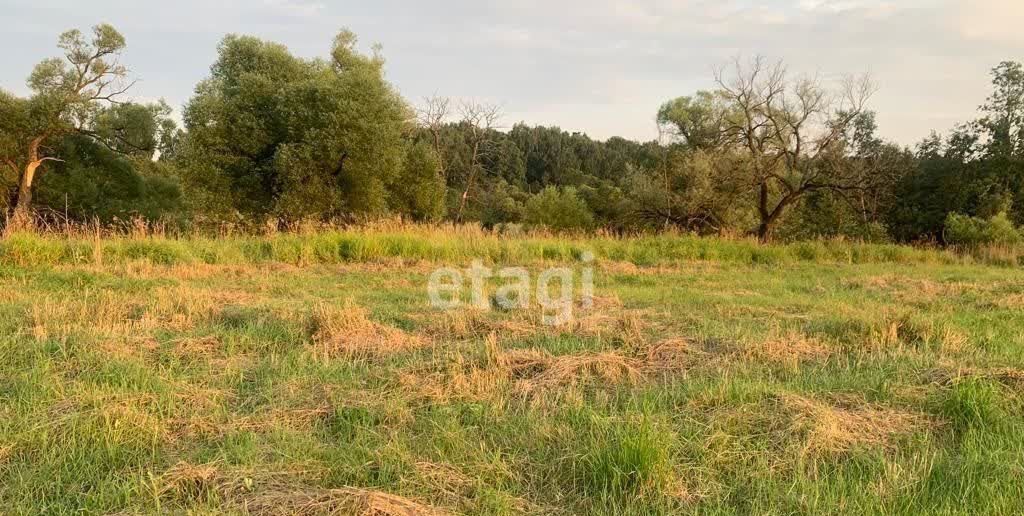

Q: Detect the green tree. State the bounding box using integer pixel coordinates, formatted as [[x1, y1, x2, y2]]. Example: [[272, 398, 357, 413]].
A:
[[665, 57, 879, 241], [391, 142, 446, 222], [176, 30, 408, 222], [524, 186, 594, 231], [656, 91, 731, 151], [34, 134, 182, 223], [0, 24, 140, 228]]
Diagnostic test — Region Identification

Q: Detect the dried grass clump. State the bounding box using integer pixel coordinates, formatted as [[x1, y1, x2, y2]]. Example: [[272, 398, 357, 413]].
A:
[[930, 366, 1024, 391], [232, 406, 333, 433], [868, 314, 969, 354], [423, 293, 652, 345], [849, 276, 974, 303], [992, 293, 1024, 309], [744, 333, 832, 368], [515, 351, 643, 397], [171, 335, 222, 358], [310, 301, 424, 359], [29, 291, 142, 342], [568, 309, 649, 344], [425, 309, 536, 341], [411, 461, 476, 504], [145, 285, 227, 331], [642, 337, 704, 373], [158, 462, 235, 503], [157, 462, 446, 516], [777, 394, 931, 456], [403, 338, 645, 404], [245, 487, 449, 516]]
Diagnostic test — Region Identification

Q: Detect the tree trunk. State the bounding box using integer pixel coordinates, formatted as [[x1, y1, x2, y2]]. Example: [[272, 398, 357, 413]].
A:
[[9, 138, 45, 231], [755, 183, 773, 242]]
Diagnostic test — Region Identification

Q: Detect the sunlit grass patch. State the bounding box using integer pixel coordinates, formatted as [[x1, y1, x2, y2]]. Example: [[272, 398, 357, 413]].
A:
[[2, 231, 1024, 514], [308, 300, 426, 359]]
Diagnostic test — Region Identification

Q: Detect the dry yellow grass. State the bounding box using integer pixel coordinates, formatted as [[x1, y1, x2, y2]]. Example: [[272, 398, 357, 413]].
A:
[[743, 332, 832, 368], [642, 337, 705, 373], [157, 462, 447, 516], [514, 351, 644, 398], [422, 295, 652, 349], [776, 394, 932, 457], [245, 487, 449, 516], [309, 301, 425, 359], [930, 365, 1024, 390]]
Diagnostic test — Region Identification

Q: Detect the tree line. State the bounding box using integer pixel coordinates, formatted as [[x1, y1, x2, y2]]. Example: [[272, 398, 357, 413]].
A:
[[1, 24, 1022, 244]]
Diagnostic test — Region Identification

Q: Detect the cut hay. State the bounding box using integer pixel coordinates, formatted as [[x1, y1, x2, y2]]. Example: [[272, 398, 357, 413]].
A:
[[424, 309, 537, 341], [642, 337, 705, 373], [403, 346, 644, 404], [171, 335, 222, 358], [244, 487, 448, 516], [513, 351, 644, 396], [310, 301, 424, 359], [421, 292, 652, 345], [412, 461, 475, 503], [930, 366, 1024, 390], [156, 462, 446, 516], [743, 333, 831, 368], [776, 394, 931, 456]]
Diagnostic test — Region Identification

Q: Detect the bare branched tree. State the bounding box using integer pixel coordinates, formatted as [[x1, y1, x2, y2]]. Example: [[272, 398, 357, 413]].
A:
[[713, 56, 877, 241], [417, 95, 451, 180], [455, 100, 501, 222]]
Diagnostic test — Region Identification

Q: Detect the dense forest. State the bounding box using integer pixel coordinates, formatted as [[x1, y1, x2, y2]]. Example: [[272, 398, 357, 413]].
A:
[[2, 24, 1023, 245]]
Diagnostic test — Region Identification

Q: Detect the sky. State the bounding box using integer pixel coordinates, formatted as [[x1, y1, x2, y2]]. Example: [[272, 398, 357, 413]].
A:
[[1, 0, 1022, 145]]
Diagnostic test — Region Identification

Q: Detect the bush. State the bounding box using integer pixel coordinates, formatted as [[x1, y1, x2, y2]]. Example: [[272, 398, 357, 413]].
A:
[[524, 186, 594, 231], [944, 212, 1022, 247]]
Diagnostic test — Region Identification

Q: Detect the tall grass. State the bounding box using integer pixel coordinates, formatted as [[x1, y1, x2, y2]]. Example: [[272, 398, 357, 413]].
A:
[[0, 223, 1009, 268]]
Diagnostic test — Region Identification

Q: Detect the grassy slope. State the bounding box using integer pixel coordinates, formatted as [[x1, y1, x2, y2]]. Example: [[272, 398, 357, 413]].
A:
[[1, 231, 1023, 514]]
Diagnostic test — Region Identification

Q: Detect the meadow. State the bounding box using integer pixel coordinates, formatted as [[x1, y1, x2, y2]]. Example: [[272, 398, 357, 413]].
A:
[[1, 227, 1023, 515]]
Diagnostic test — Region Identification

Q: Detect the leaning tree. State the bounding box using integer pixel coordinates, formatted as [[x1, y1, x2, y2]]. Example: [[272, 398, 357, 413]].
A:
[[0, 24, 135, 228]]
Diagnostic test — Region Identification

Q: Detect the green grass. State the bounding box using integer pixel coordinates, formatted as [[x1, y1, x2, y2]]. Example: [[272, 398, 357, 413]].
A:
[[3, 226, 1016, 269], [1, 228, 1023, 514]]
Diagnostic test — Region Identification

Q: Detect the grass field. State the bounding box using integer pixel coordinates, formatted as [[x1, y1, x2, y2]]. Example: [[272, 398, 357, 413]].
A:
[[1, 228, 1023, 514]]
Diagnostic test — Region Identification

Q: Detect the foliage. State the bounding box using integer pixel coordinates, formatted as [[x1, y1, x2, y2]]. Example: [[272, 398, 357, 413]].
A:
[[524, 186, 594, 231], [390, 142, 446, 222], [33, 135, 183, 223], [944, 212, 1022, 248], [174, 30, 408, 222], [5, 25, 1024, 250]]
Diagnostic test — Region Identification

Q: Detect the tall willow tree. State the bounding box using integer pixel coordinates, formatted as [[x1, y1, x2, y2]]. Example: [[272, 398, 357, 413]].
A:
[[0, 24, 139, 228], [176, 29, 410, 222]]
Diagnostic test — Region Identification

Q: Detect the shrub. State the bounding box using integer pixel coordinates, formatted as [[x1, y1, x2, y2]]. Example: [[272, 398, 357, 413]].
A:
[[524, 187, 594, 231], [944, 212, 1022, 247]]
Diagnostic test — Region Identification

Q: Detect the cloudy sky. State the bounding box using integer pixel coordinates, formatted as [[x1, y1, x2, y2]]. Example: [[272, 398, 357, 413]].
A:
[[1, 0, 1021, 145]]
